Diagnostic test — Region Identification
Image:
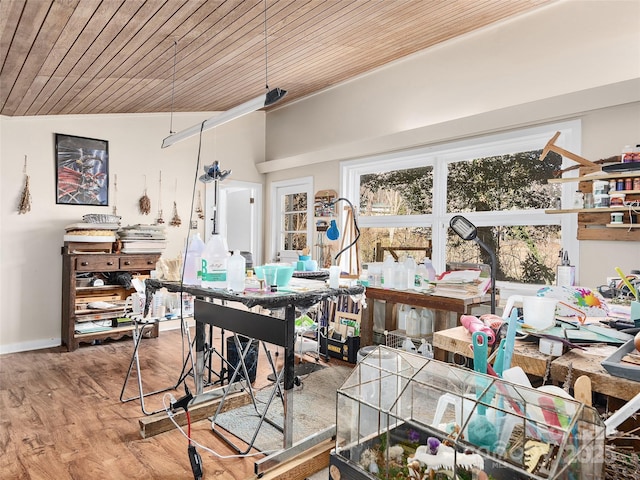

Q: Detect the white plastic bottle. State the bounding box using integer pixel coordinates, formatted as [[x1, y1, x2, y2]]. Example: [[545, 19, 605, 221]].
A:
[[182, 230, 205, 285], [397, 304, 408, 331], [404, 255, 416, 291], [415, 263, 427, 289], [406, 307, 420, 337], [201, 233, 230, 289], [420, 308, 434, 336], [227, 250, 246, 292], [423, 257, 437, 282], [382, 255, 395, 289], [394, 260, 406, 290]]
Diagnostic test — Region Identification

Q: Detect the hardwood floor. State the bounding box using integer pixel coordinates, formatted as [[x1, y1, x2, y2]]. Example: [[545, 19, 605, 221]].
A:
[[0, 327, 337, 480]]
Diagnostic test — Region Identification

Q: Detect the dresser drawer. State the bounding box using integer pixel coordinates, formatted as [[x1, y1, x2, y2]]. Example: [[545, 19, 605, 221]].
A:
[[119, 255, 159, 270], [75, 256, 119, 272]]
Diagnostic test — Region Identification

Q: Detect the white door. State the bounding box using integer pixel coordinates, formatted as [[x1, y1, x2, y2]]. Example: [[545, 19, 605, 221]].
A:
[[205, 180, 263, 265]]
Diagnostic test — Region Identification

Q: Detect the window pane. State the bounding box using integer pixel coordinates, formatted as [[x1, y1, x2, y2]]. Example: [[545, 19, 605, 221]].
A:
[[447, 150, 562, 213], [447, 225, 561, 284], [284, 192, 307, 212], [284, 233, 307, 251], [358, 226, 432, 263], [360, 166, 433, 216]]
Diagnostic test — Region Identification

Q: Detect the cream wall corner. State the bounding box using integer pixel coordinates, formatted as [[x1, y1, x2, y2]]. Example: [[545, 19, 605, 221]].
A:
[[0, 112, 265, 353]]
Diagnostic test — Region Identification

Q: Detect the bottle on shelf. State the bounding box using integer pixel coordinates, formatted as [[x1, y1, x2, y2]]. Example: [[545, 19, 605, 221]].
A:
[[394, 258, 406, 290], [420, 308, 434, 336], [415, 263, 428, 288], [404, 255, 416, 290], [572, 190, 584, 209], [397, 304, 408, 331], [201, 233, 230, 289], [406, 307, 420, 337], [382, 255, 395, 289], [423, 257, 437, 282], [227, 250, 246, 292], [182, 229, 205, 285]]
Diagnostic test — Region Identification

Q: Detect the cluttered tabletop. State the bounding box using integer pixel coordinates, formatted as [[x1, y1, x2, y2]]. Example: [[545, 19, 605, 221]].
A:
[[433, 285, 640, 402]]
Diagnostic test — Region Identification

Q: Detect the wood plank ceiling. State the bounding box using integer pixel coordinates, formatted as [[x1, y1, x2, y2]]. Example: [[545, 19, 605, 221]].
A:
[[0, 0, 552, 117]]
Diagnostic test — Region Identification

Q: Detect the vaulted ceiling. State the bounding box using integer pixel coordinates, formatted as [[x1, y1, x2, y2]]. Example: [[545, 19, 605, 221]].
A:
[[1, 0, 552, 117]]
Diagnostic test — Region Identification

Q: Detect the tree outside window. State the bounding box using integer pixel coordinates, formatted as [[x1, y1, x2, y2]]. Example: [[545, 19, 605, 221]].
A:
[[354, 148, 564, 285]]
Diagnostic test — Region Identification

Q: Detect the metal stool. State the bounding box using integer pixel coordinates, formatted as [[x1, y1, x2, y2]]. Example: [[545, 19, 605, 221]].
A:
[[119, 313, 177, 415]]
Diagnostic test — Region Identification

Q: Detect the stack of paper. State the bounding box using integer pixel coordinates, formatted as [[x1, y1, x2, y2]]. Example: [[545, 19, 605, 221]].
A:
[[434, 269, 491, 296], [118, 224, 167, 253]]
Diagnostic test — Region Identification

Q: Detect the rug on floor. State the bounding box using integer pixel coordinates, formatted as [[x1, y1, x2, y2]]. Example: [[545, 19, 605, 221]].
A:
[[211, 363, 353, 453]]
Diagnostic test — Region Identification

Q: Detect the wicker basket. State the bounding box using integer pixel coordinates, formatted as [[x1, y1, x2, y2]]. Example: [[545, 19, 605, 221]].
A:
[[82, 213, 121, 224]]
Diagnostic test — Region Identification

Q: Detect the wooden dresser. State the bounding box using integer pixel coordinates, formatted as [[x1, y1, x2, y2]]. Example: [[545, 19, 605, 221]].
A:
[[61, 242, 160, 351]]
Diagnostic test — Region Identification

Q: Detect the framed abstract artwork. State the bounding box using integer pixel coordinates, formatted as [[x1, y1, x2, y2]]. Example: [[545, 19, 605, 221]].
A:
[[55, 133, 109, 206]]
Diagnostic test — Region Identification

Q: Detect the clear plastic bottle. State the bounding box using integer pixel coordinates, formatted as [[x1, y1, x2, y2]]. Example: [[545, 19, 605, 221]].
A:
[[404, 255, 416, 291], [201, 233, 229, 289], [182, 230, 205, 285], [382, 255, 395, 289], [406, 307, 420, 337], [423, 257, 437, 282], [227, 250, 246, 292]]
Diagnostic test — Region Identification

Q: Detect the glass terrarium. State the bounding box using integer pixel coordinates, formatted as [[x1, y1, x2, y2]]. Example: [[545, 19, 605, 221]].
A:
[[332, 346, 605, 480]]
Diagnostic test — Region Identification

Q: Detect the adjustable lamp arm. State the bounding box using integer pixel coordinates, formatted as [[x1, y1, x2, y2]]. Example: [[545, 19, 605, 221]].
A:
[[474, 236, 497, 315], [449, 215, 496, 314], [329, 197, 361, 264]]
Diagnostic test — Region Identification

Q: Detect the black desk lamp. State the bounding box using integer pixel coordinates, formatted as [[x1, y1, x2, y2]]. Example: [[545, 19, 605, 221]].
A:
[[449, 215, 496, 314]]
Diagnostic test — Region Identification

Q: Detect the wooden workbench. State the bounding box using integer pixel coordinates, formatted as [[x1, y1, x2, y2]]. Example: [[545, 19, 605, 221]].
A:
[[362, 287, 492, 347], [433, 326, 640, 401]]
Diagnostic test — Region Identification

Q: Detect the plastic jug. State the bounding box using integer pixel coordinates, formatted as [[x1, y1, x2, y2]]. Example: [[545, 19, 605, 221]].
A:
[[182, 230, 205, 285], [406, 307, 420, 337], [227, 250, 246, 292], [201, 233, 230, 289], [420, 308, 434, 335], [394, 261, 406, 290], [423, 257, 436, 282], [415, 264, 427, 288], [404, 255, 416, 291], [397, 304, 408, 330], [382, 255, 395, 289]]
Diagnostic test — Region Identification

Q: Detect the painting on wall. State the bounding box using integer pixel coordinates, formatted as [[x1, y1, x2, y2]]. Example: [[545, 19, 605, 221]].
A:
[[55, 133, 109, 206]]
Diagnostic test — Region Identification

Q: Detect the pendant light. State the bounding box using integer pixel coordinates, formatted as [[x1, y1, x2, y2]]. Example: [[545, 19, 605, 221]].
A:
[[162, 1, 287, 148]]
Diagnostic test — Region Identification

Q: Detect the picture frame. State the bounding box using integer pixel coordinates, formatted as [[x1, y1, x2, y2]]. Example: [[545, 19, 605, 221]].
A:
[[55, 133, 109, 206]]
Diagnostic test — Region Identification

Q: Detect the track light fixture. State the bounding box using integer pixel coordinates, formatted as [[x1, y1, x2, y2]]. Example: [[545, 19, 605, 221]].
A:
[[161, 87, 286, 148], [162, 0, 287, 148]]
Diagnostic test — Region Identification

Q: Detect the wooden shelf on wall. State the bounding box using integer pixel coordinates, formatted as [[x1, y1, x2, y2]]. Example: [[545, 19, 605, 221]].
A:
[[545, 166, 640, 241], [547, 170, 640, 184], [606, 223, 640, 229], [576, 210, 640, 241]]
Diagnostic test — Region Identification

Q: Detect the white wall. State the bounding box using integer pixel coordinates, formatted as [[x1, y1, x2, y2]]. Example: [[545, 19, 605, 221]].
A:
[[262, 0, 640, 287], [263, 0, 640, 167], [0, 112, 265, 353]]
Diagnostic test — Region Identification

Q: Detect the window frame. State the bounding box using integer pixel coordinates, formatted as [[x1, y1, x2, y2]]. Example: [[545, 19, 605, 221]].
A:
[[342, 120, 581, 295]]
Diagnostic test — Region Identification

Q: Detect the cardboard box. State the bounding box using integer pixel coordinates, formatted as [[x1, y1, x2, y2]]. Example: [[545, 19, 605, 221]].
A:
[[321, 334, 360, 363]]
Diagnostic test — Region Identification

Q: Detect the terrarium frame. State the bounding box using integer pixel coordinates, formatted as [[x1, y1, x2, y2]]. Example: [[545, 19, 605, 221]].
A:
[[333, 346, 605, 480]]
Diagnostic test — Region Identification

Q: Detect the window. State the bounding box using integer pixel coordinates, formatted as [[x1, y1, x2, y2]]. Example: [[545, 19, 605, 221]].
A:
[[342, 121, 580, 290], [271, 177, 313, 260]]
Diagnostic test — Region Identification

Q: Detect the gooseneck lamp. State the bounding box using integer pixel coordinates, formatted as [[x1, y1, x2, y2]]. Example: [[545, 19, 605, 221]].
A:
[[449, 215, 496, 314]]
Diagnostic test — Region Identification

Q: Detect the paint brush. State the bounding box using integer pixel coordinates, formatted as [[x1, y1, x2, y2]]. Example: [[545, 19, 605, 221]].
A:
[[615, 267, 638, 301]]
